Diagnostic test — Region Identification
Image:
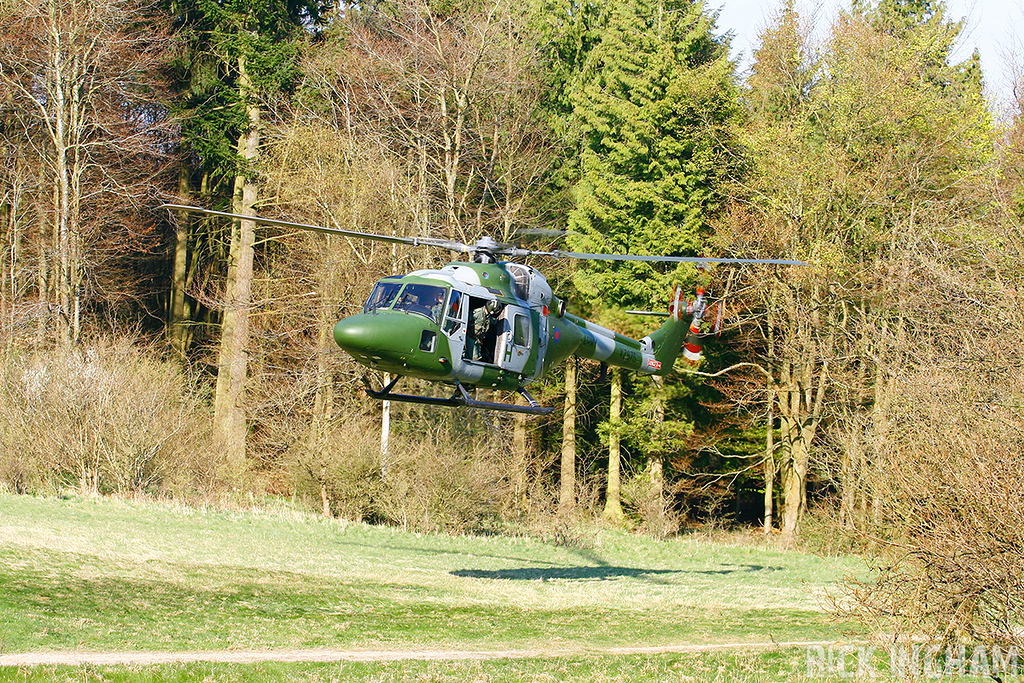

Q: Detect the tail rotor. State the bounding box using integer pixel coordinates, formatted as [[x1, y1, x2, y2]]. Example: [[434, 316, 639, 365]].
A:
[[682, 287, 707, 364]]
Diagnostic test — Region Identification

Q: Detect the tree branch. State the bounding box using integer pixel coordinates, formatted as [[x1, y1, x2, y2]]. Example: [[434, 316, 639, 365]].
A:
[[674, 361, 772, 380]]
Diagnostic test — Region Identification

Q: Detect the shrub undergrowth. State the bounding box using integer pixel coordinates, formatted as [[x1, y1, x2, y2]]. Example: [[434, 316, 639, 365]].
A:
[[0, 338, 213, 497]]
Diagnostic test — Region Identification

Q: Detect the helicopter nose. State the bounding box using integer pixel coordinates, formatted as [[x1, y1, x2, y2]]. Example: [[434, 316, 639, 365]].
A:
[[333, 316, 377, 353], [332, 311, 449, 379]]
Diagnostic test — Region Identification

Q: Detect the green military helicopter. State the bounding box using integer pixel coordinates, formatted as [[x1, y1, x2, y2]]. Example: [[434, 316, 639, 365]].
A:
[[162, 205, 804, 415]]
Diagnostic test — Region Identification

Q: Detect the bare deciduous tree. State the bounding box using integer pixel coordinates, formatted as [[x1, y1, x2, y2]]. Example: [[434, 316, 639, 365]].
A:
[[840, 366, 1024, 653], [0, 0, 173, 346]]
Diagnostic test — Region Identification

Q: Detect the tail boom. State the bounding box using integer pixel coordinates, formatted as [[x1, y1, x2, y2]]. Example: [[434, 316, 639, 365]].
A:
[[561, 287, 699, 376]]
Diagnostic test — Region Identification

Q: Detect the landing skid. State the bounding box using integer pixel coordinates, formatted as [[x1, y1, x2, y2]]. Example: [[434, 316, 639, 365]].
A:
[[361, 376, 554, 416]]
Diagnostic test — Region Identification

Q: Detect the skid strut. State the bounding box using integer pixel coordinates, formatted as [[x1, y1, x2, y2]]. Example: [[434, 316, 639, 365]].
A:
[[362, 376, 553, 416]]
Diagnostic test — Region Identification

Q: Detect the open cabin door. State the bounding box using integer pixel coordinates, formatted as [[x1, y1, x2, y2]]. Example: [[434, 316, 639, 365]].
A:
[[497, 305, 532, 374]]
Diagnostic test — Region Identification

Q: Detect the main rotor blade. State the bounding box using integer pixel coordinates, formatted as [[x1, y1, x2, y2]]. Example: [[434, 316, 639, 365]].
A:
[[160, 205, 807, 265], [540, 250, 808, 266], [159, 204, 472, 253], [514, 228, 566, 238]]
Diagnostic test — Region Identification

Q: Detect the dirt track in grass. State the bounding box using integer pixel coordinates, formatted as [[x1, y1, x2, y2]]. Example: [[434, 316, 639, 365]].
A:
[[0, 640, 840, 667]]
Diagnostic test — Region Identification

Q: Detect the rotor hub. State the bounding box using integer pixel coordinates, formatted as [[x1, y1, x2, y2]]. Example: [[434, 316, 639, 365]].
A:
[[472, 236, 503, 263]]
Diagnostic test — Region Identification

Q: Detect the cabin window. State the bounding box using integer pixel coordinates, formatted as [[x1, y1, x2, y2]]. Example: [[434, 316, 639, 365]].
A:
[[513, 314, 530, 346], [363, 281, 402, 313], [419, 330, 437, 352], [393, 283, 448, 324]]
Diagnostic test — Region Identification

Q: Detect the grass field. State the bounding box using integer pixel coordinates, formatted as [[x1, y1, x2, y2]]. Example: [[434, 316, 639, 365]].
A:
[[0, 494, 870, 681]]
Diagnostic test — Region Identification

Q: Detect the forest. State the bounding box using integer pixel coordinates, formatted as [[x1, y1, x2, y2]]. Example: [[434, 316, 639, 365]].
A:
[[1, 0, 1022, 649]]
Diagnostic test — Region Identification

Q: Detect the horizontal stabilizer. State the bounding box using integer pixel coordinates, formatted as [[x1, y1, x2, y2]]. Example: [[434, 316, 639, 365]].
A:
[[625, 310, 670, 317]]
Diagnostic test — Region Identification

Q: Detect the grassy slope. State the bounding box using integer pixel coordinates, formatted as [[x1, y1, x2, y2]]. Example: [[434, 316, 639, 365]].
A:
[[0, 494, 862, 656]]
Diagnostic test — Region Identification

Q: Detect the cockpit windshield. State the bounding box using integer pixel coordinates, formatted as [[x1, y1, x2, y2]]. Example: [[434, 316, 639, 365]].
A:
[[393, 284, 448, 324], [363, 281, 402, 314]]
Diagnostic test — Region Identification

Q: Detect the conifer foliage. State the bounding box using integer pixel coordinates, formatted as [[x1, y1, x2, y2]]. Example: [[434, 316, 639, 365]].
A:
[[563, 0, 741, 309]]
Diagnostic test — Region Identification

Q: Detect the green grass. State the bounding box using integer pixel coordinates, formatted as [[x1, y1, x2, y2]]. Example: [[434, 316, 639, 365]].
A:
[[0, 494, 867, 680], [0, 650, 818, 682]]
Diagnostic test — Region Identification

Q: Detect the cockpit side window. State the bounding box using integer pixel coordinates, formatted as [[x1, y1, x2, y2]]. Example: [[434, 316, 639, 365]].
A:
[[507, 264, 531, 301], [393, 283, 448, 324], [443, 290, 464, 335], [363, 281, 402, 313]]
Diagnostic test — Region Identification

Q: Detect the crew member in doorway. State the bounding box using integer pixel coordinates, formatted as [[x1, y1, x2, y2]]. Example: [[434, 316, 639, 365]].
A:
[[467, 300, 500, 363]]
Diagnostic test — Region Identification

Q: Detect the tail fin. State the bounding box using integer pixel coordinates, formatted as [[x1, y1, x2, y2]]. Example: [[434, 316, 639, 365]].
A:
[[645, 287, 706, 372]]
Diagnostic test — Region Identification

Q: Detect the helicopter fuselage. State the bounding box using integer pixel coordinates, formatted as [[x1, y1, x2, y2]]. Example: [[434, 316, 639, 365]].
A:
[[332, 260, 690, 396]]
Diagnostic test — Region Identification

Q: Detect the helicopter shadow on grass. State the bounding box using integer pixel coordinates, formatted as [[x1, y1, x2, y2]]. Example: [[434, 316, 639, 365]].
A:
[[451, 548, 782, 583], [449, 564, 779, 582], [329, 538, 782, 583]]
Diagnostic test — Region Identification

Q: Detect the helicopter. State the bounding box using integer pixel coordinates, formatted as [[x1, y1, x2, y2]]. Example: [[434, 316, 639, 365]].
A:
[[161, 204, 805, 415]]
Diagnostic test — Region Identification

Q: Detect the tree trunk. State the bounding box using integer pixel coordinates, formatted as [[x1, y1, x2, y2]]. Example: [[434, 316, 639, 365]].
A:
[[603, 367, 624, 523], [212, 54, 259, 476], [313, 249, 336, 426], [35, 195, 49, 350], [649, 374, 666, 505], [559, 358, 577, 519], [169, 164, 191, 358], [779, 412, 809, 537], [48, 0, 83, 348], [2, 185, 22, 351], [764, 403, 774, 534], [513, 406, 529, 515]]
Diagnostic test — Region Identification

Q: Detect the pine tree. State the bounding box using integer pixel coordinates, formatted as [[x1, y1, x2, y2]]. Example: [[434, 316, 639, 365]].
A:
[[552, 0, 742, 525], [564, 0, 741, 311]]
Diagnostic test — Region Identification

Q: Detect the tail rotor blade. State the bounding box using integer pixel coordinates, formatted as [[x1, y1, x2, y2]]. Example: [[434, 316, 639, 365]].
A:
[[712, 300, 725, 336], [711, 270, 734, 336]]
